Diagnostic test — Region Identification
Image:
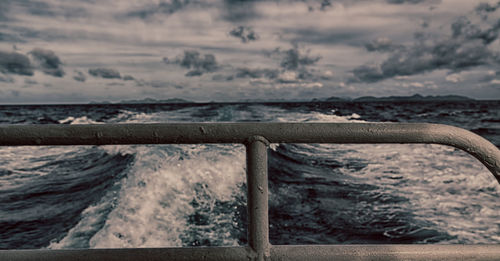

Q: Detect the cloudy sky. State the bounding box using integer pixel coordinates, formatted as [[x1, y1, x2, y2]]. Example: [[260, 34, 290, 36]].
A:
[[0, 0, 499, 103]]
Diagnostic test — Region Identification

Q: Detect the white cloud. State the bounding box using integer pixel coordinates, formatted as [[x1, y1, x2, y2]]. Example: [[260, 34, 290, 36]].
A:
[[445, 73, 463, 83], [277, 71, 298, 83]]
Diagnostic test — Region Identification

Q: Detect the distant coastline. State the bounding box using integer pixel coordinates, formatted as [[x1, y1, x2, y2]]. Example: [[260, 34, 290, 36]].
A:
[[315, 94, 474, 103], [88, 94, 475, 105], [89, 98, 194, 105]]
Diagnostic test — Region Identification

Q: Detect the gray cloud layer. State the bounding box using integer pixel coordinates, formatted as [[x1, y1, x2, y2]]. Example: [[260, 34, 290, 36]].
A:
[[235, 67, 279, 79], [0, 51, 33, 76], [0, 74, 14, 83], [88, 68, 122, 79], [365, 37, 402, 52], [275, 46, 321, 70], [213, 45, 322, 84], [222, 0, 261, 22], [475, 1, 500, 14], [352, 11, 500, 83], [0, 1, 8, 21], [29, 48, 64, 77], [124, 0, 190, 20], [229, 26, 259, 43], [73, 70, 86, 82], [165, 50, 219, 77]]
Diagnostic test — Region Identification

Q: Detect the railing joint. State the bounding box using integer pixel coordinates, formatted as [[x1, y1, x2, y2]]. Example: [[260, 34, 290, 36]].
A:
[[245, 135, 270, 147]]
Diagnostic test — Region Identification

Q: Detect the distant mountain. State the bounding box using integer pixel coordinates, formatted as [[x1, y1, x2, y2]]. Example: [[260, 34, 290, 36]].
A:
[[311, 94, 474, 103], [118, 98, 193, 104], [352, 94, 474, 102], [311, 96, 348, 102], [237, 98, 307, 103], [88, 100, 111, 104]]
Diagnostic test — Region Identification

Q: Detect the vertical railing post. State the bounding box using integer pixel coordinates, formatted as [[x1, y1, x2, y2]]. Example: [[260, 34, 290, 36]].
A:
[[246, 136, 270, 261]]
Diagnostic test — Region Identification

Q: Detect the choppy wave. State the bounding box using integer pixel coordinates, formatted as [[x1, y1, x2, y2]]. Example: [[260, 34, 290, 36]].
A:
[[48, 144, 246, 249], [0, 100, 499, 248], [0, 146, 133, 249], [269, 142, 499, 244]]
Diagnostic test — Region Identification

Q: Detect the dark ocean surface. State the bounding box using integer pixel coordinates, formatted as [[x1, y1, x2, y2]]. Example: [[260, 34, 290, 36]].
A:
[[0, 100, 499, 249]]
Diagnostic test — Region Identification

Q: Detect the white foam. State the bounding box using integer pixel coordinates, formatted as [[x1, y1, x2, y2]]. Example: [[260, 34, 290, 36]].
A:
[[86, 144, 246, 248], [308, 142, 500, 243], [59, 116, 103, 124], [48, 187, 120, 249], [41, 105, 500, 245]]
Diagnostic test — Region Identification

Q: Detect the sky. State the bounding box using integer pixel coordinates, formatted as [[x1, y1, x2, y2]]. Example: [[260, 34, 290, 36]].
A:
[[0, 0, 499, 103]]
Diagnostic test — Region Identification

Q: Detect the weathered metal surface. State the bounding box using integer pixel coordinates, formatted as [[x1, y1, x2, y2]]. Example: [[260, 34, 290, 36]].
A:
[[1, 122, 500, 260], [270, 245, 500, 261], [0, 247, 249, 261], [3, 245, 500, 261], [0, 123, 499, 182], [246, 136, 271, 261]]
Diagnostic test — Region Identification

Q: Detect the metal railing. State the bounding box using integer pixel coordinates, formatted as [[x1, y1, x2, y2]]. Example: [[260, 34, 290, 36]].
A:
[[1, 122, 500, 261]]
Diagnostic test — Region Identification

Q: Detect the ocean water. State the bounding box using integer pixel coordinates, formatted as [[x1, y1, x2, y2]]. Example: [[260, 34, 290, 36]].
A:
[[0, 101, 499, 249]]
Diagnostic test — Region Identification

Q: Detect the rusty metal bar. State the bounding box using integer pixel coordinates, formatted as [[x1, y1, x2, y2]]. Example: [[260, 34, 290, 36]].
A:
[[245, 136, 271, 261]]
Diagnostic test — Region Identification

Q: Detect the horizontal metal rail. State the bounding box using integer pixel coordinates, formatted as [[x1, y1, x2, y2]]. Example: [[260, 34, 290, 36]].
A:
[[1, 123, 499, 181], [3, 245, 500, 261], [1, 123, 500, 260]]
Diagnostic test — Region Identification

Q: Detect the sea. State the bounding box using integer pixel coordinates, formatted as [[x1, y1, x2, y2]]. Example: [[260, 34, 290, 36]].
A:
[[0, 100, 499, 249]]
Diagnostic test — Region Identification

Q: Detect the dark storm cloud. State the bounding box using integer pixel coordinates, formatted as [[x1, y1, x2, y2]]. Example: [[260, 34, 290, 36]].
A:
[[180, 51, 217, 72], [165, 50, 219, 77], [284, 27, 371, 45], [278, 46, 321, 70], [73, 70, 86, 82], [364, 37, 402, 52], [88, 68, 121, 79], [212, 67, 280, 82], [351, 14, 500, 83], [320, 0, 332, 10], [229, 26, 259, 43], [222, 0, 261, 22], [308, 0, 332, 11], [475, 1, 500, 14], [451, 16, 500, 44], [0, 50, 33, 76], [29, 48, 65, 77], [4, 0, 89, 20], [134, 79, 183, 89], [122, 75, 135, 81], [215, 45, 322, 85], [352, 65, 384, 82], [124, 0, 190, 20], [185, 70, 204, 77], [234, 67, 279, 79]]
